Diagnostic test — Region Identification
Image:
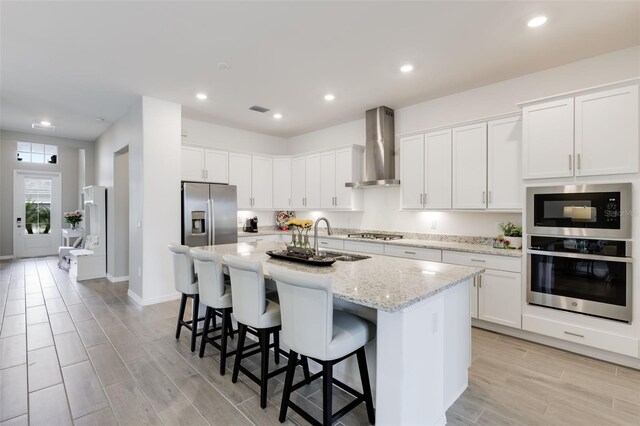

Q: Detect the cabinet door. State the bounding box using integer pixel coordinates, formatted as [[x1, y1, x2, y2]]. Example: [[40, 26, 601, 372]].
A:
[[400, 135, 425, 209], [453, 123, 487, 209], [305, 154, 321, 208], [273, 157, 292, 209], [320, 151, 336, 209], [291, 156, 306, 209], [181, 146, 204, 181], [575, 85, 639, 176], [478, 270, 522, 328], [470, 277, 478, 319], [251, 155, 273, 209], [488, 117, 521, 210], [335, 148, 355, 209], [204, 149, 228, 183], [228, 153, 252, 209], [424, 130, 452, 209], [522, 99, 574, 179]]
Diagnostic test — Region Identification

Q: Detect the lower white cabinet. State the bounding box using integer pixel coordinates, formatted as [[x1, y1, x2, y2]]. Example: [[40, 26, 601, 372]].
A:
[[316, 238, 344, 250], [343, 240, 385, 255], [384, 244, 441, 262], [238, 234, 281, 243], [476, 269, 522, 328]]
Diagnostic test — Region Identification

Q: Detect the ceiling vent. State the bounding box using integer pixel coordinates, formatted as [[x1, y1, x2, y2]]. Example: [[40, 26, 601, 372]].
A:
[[31, 123, 56, 131], [249, 105, 270, 113]]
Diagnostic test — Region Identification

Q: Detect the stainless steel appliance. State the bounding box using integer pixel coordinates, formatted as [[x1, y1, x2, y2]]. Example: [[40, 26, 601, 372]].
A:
[[181, 182, 238, 247], [526, 183, 632, 239], [527, 236, 632, 322], [347, 233, 403, 241]]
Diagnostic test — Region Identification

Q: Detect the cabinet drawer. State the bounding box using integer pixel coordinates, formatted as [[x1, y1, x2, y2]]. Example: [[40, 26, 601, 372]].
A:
[[343, 240, 385, 255], [442, 251, 521, 273], [238, 235, 280, 243], [522, 314, 639, 358], [316, 238, 344, 250], [384, 244, 441, 262]]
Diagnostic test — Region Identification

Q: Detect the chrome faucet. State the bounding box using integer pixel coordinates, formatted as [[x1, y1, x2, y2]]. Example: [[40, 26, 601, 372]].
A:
[[313, 217, 333, 254]]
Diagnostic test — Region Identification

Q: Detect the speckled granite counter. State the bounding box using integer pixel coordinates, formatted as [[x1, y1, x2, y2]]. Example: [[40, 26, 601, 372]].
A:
[[199, 240, 483, 313]]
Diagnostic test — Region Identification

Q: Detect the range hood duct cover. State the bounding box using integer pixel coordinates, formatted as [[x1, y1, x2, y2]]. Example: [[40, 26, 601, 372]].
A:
[[346, 106, 400, 188]]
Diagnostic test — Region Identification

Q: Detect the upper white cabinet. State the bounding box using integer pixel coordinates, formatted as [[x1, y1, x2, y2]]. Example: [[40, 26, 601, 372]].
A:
[[251, 155, 273, 209], [273, 157, 292, 209], [487, 117, 522, 210], [229, 153, 252, 209], [321, 147, 364, 210], [453, 123, 487, 209], [305, 154, 321, 209], [320, 151, 337, 209], [575, 85, 639, 176], [400, 131, 452, 210], [291, 156, 306, 209], [522, 82, 639, 179], [181, 146, 229, 183]]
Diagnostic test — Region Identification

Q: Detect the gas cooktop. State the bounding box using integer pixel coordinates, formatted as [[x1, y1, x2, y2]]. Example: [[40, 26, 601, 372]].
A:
[[347, 233, 403, 241]]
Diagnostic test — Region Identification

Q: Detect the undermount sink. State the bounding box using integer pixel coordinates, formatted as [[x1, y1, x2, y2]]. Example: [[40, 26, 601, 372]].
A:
[[317, 251, 371, 262]]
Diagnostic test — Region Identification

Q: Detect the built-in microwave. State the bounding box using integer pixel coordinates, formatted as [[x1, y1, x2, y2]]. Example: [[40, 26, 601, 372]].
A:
[[526, 183, 632, 239]]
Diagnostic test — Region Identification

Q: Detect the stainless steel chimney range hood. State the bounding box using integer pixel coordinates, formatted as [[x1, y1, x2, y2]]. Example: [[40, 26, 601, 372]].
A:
[[346, 106, 400, 188]]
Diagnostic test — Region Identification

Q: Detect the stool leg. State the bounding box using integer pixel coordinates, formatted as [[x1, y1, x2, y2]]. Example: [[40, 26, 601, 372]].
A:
[[322, 361, 333, 426], [190, 294, 200, 352], [301, 356, 311, 384], [356, 347, 375, 425], [232, 323, 247, 384], [175, 294, 187, 339], [274, 330, 280, 365], [219, 308, 229, 375], [260, 329, 270, 408], [199, 307, 212, 358], [227, 311, 235, 339], [279, 350, 298, 423]]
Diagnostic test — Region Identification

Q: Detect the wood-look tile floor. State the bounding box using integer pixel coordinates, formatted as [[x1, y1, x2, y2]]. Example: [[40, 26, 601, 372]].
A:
[[1, 257, 639, 426]]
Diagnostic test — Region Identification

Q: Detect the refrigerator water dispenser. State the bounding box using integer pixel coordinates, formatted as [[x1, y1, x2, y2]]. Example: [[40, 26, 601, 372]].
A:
[[191, 211, 206, 235]]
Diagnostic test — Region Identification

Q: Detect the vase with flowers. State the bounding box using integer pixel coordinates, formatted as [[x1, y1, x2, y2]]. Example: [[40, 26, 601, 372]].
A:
[[284, 218, 314, 256], [64, 210, 83, 230], [498, 221, 522, 249]]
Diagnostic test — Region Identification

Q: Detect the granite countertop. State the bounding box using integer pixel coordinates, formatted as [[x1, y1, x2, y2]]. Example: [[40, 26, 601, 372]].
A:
[[200, 241, 483, 313]]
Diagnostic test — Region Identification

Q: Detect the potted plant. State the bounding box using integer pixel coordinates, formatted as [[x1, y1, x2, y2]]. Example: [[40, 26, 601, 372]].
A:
[[499, 222, 523, 249]]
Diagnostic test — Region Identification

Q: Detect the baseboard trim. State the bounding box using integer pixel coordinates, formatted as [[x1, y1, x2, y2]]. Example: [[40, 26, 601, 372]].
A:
[[127, 290, 181, 307], [107, 274, 129, 283], [472, 319, 640, 370], [0, 255, 14, 260]]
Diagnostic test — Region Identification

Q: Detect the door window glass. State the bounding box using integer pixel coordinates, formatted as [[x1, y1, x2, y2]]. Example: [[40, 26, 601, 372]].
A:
[[24, 177, 52, 234]]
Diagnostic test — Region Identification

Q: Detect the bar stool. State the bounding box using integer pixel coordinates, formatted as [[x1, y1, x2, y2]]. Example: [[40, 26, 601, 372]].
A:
[[191, 248, 236, 375], [270, 268, 376, 426], [223, 255, 310, 409], [168, 243, 205, 352]]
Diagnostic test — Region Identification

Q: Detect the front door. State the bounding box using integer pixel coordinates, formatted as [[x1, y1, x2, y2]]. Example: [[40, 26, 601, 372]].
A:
[[13, 171, 62, 257]]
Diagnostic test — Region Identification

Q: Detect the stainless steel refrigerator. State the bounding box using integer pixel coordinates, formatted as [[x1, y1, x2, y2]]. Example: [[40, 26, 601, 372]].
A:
[[181, 182, 238, 247]]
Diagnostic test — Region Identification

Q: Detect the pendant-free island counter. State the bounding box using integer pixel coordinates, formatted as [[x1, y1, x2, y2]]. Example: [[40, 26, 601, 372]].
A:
[[198, 241, 484, 426]]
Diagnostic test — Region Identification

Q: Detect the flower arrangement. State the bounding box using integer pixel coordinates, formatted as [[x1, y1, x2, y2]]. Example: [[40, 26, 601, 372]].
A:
[[285, 218, 314, 251], [64, 210, 83, 230], [495, 222, 523, 249], [499, 222, 522, 238]]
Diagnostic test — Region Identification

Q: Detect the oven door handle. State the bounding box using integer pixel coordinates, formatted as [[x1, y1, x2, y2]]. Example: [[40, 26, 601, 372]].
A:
[[527, 249, 632, 263]]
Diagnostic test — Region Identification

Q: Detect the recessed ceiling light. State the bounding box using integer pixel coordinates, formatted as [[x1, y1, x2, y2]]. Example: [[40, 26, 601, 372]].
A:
[[196, 93, 208, 100], [400, 64, 414, 73], [273, 113, 283, 119], [40, 121, 51, 126], [527, 16, 548, 28], [324, 94, 335, 101]]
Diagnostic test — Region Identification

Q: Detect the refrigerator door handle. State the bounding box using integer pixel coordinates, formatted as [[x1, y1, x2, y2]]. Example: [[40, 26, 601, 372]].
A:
[[208, 199, 215, 245]]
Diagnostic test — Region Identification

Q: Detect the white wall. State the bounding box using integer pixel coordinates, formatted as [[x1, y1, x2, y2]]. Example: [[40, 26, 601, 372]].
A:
[[181, 118, 288, 155], [284, 46, 640, 237]]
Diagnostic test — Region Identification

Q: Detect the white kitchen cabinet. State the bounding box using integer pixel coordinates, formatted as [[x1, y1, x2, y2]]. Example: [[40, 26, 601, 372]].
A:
[[181, 146, 205, 181], [575, 85, 639, 176], [425, 129, 452, 209], [316, 238, 344, 251], [487, 117, 521, 210], [204, 149, 229, 183], [522, 98, 574, 179], [320, 151, 336, 209], [343, 240, 385, 255], [305, 154, 321, 209], [470, 278, 478, 318], [453, 123, 487, 209], [291, 156, 306, 209], [384, 244, 441, 262], [320, 147, 363, 210], [229, 153, 252, 209], [477, 269, 522, 328], [273, 157, 292, 209], [400, 134, 425, 209], [251, 155, 273, 209]]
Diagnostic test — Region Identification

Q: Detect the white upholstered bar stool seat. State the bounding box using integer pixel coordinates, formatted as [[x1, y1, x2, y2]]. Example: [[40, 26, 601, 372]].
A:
[[270, 267, 376, 426], [192, 248, 236, 375], [168, 243, 205, 352]]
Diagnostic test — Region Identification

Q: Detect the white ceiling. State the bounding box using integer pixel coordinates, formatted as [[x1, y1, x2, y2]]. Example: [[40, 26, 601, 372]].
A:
[[1, 1, 639, 141]]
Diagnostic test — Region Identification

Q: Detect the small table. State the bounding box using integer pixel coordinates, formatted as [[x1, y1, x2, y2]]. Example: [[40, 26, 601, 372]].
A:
[[61, 228, 83, 246]]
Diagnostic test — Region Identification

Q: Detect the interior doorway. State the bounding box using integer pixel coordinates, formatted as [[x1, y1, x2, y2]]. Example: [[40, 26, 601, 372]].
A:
[[13, 170, 62, 257], [112, 148, 129, 280]]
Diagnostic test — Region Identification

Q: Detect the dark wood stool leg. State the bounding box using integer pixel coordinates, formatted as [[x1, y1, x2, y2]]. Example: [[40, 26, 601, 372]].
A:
[[190, 294, 200, 352], [231, 323, 247, 383], [260, 329, 270, 408], [274, 329, 280, 364], [279, 350, 298, 422], [227, 310, 235, 339], [199, 307, 212, 358], [219, 308, 229, 375], [301, 356, 311, 383], [175, 293, 187, 339], [322, 361, 333, 426], [356, 347, 375, 424]]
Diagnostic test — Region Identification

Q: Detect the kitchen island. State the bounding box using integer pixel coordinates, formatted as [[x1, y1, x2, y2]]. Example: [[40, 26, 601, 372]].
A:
[[199, 240, 483, 426]]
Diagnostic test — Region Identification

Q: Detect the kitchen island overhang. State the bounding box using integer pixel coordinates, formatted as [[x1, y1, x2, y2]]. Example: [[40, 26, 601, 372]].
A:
[[198, 241, 483, 426]]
